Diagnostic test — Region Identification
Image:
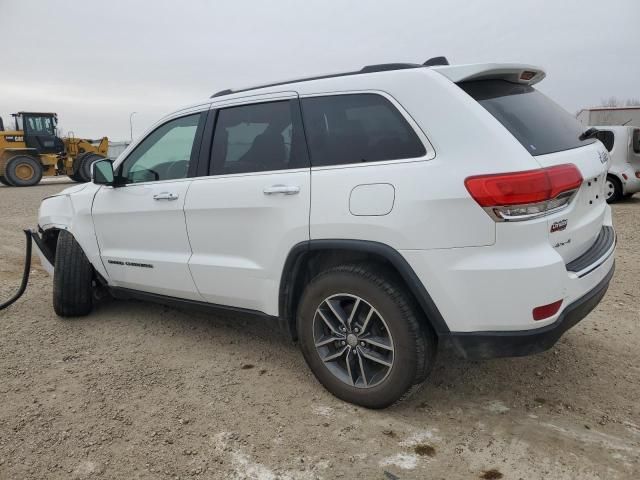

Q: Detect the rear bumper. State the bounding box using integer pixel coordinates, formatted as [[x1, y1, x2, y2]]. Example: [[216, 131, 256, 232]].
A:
[[443, 261, 614, 359], [618, 168, 640, 195]]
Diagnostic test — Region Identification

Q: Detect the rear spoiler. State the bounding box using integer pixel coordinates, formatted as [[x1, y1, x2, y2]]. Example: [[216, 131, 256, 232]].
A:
[[432, 63, 546, 86]]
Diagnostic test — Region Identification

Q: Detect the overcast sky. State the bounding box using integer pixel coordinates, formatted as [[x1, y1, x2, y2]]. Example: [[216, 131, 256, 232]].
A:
[[1, 0, 637, 140]]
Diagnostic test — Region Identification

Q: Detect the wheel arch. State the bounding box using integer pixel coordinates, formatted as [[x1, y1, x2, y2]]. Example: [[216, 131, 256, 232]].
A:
[[278, 240, 450, 340], [38, 192, 110, 282]]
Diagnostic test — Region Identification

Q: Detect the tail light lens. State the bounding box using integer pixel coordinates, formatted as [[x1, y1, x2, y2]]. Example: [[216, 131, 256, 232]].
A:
[[465, 164, 583, 221]]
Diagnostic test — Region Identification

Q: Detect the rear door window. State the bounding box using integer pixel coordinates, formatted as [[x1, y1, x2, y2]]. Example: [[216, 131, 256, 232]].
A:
[[300, 93, 426, 166], [460, 80, 596, 156], [209, 100, 308, 175]]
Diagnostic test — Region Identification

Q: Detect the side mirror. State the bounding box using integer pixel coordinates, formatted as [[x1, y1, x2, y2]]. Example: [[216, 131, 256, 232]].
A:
[[92, 159, 115, 185]]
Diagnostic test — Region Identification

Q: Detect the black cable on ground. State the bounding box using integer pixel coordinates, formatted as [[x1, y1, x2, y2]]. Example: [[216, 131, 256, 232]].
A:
[[0, 230, 32, 311]]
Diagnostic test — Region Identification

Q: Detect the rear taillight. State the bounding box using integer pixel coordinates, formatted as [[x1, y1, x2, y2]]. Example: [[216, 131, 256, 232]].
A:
[[465, 164, 582, 221]]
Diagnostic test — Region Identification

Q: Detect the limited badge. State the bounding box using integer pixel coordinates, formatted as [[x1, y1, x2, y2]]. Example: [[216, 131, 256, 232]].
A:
[[550, 219, 568, 233]]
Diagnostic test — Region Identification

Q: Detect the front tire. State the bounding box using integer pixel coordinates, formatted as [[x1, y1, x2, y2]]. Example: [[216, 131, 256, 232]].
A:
[[74, 152, 105, 183], [4, 155, 43, 187], [297, 264, 435, 408], [606, 175, 623, 203], [53, 231, 94, 317]]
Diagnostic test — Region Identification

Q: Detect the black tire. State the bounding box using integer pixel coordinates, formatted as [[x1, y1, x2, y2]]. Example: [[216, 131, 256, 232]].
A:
[[606, 175, 623, 204], [4, 155, 43, 187], [53, 230, 94, 317], [297, 264, 435, 408], [0, 175, 12, 186], [74, 152, 105, 183], [68, 172, 84, 183]]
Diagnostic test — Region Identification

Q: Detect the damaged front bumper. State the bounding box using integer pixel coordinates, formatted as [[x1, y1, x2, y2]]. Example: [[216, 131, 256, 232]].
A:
[[30, 228, 54, 275]]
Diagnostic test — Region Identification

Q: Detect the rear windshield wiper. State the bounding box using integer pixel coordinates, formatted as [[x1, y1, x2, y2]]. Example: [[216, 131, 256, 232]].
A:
[[579, 127, 600, 141]]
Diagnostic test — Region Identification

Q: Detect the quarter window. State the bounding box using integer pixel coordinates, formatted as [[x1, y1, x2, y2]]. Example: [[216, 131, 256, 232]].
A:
[[300, 94, 426, 167], [633, 129, 640, 154], [120, 113, 204, 184], [210, 100, 307, 175]]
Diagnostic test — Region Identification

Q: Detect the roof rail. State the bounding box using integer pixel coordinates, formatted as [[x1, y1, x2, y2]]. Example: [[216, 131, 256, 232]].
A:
[[211, 57, 449, 98], [212, 89, 234, 97], [359, 63, 422, 73]]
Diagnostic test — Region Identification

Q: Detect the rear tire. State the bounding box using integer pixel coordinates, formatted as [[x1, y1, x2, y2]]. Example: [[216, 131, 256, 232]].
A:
[[53, 230, 94, 317], [68, 172, 84, 183], [74, 152, 105, 183], [606, 175, 623, 203], [297, 264, 435, 408], [4, 155, 43, 187]]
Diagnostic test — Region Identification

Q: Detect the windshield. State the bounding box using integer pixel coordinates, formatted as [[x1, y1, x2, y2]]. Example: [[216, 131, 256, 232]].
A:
[[460, 80, 595, 156], [25, 115, 57, 136]]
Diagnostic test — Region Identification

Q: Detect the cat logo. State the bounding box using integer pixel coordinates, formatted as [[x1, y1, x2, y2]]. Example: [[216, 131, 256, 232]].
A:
[[4, 135, 24, 142], [550, 219, 568, 233]]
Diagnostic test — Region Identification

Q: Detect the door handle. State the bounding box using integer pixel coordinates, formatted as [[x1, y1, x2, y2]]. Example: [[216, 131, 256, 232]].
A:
[[263, 185, 300, 195], [153, 192, 179, 201]]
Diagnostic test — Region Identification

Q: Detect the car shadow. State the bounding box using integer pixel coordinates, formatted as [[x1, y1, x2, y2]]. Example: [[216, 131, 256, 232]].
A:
[[86, 296, 617, 416]]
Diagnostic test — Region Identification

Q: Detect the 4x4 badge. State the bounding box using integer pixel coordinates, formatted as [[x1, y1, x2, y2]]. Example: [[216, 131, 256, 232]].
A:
[[550, 219, 568, 233]]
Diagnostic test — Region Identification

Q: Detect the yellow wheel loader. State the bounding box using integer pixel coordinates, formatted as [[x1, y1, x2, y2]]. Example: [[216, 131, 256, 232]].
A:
[[0, 112, 108, 187]]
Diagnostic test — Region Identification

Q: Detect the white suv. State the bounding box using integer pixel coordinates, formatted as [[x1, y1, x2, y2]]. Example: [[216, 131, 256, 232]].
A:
[[32, 59, 616, 408]]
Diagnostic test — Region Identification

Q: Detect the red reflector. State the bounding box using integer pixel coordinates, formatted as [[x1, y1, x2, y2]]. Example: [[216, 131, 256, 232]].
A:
[[465, 164, 583, 207], [532, 300, 563, 321], [520, 70, 537, 81], [622, 173, 628, 180], [635, 171, 640, 179]]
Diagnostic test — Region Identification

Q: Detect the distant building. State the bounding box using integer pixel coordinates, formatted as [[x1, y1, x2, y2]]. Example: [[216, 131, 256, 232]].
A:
[[108, 141, 130, 160], [577, 107, 640, 127]]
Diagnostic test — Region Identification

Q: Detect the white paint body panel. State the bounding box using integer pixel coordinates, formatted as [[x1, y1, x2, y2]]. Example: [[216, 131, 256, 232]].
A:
[[92, 180, 201, 300], [37, 183, 107, 280], [185, 170, 310, 315], [349, 183, 395, 216]]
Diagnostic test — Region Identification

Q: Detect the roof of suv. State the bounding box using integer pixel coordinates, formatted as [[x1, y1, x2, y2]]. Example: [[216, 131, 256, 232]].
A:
[[209, 59, 546, 101]]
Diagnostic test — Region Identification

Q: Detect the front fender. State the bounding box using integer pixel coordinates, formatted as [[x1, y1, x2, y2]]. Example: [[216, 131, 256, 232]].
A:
[[37, 184, 108, 281], [39, 194, 74, 230]]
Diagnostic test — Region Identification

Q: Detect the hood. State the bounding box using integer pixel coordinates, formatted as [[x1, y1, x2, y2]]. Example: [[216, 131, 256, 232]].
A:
[[45, 182, 92, 199]]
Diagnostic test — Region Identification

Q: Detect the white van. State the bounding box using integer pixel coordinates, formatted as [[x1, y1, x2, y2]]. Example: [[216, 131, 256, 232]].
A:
[[594, 126, 640, 202]]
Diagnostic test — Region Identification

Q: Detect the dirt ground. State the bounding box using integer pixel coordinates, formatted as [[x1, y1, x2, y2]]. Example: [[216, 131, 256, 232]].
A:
[[0, 179, 638, 480]]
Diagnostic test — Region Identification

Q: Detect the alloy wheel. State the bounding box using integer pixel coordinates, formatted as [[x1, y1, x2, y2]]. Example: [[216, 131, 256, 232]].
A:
[[312, 293, 394, 388], [605, 179, 615, 200]]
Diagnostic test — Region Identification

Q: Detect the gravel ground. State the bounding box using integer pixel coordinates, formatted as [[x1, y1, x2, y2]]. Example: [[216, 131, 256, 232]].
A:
[[0, 179, 638, 480]]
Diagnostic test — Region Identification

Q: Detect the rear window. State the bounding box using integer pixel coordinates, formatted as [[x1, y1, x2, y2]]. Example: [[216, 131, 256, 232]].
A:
[[460, 80, 596, 156]]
